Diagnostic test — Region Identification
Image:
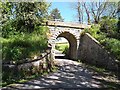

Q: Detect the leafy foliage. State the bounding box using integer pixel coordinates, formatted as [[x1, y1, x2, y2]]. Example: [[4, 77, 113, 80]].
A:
[[62, 46, 69, 58], [99, 17, 119, 39], [55, 43, 69, 58], [1, 2, 50, 62], [1, 2, 50, 35], [49, 8, 63, 21], [55, 43, 69, 51], [85, 23, 120, 61], [1, 2, 53, 87], [2, 26, 50, 86], [103, 38, 120, 60], [2, 26, 48, 62]]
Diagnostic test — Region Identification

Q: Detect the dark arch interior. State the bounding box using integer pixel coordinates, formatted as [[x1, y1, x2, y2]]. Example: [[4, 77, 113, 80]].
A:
[[55, 32, 77, 60]]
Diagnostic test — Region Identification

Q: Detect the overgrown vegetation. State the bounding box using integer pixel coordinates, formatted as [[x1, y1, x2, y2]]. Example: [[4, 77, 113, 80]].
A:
[[1, 2, 52, 87], [1, 2, 50, 62], [2, 26, 48, 63], [84, 17, 120, 61], [1, 1, 120, 88], [55, 43, 69, 58], [55, 43, 69, 51], [62, 46, 69, 58]]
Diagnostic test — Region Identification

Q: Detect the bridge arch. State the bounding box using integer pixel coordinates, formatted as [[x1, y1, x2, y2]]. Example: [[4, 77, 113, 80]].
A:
[[56, 32, 77, 59], [47, 21, 91, 60], [48, 28, 80, 60]]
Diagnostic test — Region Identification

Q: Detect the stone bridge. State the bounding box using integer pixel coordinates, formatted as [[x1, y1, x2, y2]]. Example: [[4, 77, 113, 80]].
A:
[[46, 21, 91, 60]]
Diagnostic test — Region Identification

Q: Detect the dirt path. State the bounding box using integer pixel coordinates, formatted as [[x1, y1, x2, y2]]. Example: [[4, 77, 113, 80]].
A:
[[3, 59, 120, 89]]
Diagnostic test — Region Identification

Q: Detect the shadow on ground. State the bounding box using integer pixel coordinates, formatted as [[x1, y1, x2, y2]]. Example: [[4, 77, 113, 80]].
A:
[[3, 59, 120, 90]]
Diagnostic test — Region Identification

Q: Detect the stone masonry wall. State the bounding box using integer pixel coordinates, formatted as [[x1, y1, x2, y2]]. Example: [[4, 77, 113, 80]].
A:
[[78, 33, 119, 71]]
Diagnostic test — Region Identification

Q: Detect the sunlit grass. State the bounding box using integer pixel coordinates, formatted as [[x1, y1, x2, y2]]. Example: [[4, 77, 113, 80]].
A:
[[55, 43, 69, 51]]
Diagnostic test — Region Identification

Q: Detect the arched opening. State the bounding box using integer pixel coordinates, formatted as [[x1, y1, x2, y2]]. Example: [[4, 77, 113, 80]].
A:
[[54, 32, 77, 60], [55, 37, 69, 59]]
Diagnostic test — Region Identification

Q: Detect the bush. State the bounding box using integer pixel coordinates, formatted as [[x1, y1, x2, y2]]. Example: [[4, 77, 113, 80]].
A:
[[104, 38, 120, 60], [55, 43, 69, 52], [62, 46, 69, 58], [55, 45, 60, 50], [2, 26, 48, 63], [99, 17, 119, 39], [2, 19, 20, 38], [85, 24, 120, 61]]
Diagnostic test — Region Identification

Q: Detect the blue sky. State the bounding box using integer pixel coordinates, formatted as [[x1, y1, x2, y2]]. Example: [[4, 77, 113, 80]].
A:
[[49, 2, 77, 22], [49, 2, 78, 42]]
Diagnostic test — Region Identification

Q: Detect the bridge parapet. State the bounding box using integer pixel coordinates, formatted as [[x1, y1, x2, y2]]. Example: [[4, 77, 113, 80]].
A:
[[46, 21, 91, 29], [47, 21, 91, 60]]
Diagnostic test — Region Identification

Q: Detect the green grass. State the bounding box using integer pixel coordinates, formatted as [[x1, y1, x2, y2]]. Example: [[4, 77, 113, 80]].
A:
[[2, 26, 48, 63], [55, 43, 69, 51]]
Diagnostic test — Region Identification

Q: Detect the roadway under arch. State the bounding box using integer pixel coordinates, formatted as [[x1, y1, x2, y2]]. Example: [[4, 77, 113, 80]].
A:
[[47, 21, 91, 60], [55, 32, 77, 60]]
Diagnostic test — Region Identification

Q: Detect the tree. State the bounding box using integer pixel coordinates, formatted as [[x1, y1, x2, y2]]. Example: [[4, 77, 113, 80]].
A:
[[1, 2, 15, 38], [1, 1, 50, 36], [1, 2, 13, 24], [106, 2, 118, 18], [89, 1, 118, 23], [83, 2, 90, 24], [90, 1, 108, 24], [14, 2, 50, 32], [71, 2, 83, 24], [76, 2, 83, 24], [117, 1, 120, 33], [49, 8, 63, 21], [72, 1, 118, 24]]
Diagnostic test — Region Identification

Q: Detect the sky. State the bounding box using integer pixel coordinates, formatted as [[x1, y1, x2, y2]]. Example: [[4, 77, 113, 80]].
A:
[[49, 2, 78, 42], [49, 2, 89, 23], [49, 2, 77, 22]]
